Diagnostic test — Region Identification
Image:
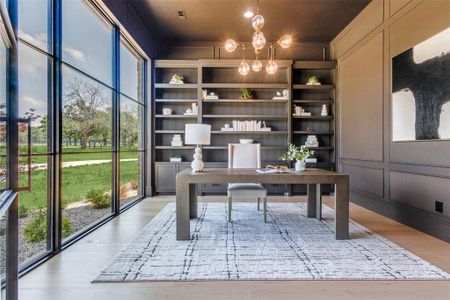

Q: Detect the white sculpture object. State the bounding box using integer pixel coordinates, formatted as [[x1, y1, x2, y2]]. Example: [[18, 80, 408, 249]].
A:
[[185, 124, 211, 172], [321, 104, 328, 116]]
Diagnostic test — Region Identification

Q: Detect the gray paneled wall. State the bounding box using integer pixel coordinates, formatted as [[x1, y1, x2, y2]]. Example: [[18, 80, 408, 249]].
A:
[[331, 0, 450, 242]]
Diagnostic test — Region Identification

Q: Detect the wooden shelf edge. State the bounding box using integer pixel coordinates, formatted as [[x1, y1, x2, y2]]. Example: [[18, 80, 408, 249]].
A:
[[292, 116, 333, 120], [155, 83, 198, 88], [211, 131, 288, 134], [293, 84, 334, 90], [155, 99, 198, 103], [201, 83, 289, 89], [293, 131, 334, 135], [203, 99, 288, 103], [293, 61, 337, 69], [155, 114, 198, 118], [203, 115, 287, 119]]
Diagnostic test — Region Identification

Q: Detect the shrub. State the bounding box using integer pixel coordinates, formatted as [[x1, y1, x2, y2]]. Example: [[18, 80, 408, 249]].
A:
[[86, 189, 111, 209], [23, 210, 72, 242], [18, 205, 29, 218]]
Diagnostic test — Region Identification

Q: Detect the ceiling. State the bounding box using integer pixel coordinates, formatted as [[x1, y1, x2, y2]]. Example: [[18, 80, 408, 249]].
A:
[[128, 0, 371, 43]]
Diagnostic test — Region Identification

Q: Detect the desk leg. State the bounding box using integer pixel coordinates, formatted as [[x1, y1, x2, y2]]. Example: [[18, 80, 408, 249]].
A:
[[316, 184, 322, 220], [307, 184, 317, 218], [176, 181, 190, 240], [335, 177, 349, 240], [189, 183, 197, 218]]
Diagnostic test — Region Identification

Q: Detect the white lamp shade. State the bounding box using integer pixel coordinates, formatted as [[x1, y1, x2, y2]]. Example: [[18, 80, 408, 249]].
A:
[[185, 124, 211, 145]]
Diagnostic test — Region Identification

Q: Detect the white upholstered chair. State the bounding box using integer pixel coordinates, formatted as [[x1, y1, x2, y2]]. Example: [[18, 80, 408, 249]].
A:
[[227, 143, 268, 222]]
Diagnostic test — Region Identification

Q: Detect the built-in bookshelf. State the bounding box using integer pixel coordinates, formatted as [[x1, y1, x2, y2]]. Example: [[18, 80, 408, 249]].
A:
[[153, 59, 336, 195]]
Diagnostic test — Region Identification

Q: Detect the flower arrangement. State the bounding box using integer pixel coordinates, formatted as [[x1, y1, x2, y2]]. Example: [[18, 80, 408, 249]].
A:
[[280, 144, 314, 162]]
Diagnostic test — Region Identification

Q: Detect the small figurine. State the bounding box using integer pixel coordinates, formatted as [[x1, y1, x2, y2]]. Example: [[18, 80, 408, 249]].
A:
[[169, 74, 184, 85]]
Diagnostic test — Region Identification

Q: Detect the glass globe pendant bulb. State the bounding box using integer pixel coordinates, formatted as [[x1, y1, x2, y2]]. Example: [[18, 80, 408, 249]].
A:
[[252, 31, 266, 50], [265, 60, 278, 75], [224, 39, 237, 52], [251, 14, 265, 31], [251, 59, 262, 72], [238, 60, 250, 76], [278, 34, 293, 48]]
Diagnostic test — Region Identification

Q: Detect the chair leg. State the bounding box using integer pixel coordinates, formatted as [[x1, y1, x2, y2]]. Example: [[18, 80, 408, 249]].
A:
[[227, 196, 232, 222], [263, 197, 267, 223], [257, 197, 260, 211]]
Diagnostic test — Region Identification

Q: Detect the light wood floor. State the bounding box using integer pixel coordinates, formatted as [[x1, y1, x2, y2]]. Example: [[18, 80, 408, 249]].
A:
[[19, 196, 450, 300]]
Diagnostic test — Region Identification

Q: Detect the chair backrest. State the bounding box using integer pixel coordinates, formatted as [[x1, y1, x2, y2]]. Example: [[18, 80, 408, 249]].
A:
[[228, 143, 261, 169]]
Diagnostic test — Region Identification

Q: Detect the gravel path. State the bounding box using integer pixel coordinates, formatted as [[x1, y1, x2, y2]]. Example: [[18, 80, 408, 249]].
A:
[[0, 197, 136, 275]]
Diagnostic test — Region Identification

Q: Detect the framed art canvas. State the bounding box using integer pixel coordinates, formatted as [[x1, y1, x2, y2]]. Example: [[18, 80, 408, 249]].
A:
[[392, 27, 450, 141]]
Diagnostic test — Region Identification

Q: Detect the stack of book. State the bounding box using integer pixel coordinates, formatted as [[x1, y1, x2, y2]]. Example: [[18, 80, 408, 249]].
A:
[[219, 120, 272, 132]]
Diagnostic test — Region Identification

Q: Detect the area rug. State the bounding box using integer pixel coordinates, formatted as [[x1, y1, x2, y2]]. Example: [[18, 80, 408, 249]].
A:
[[94, 202, 450, 281]]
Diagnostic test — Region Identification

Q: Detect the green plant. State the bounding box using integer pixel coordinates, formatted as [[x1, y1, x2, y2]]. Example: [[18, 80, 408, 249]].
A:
[[171, 153, 182, 158], [23, 210, 72, 242], [239, 88, 254, 100], [18, 205, 29, 218], [280, 144, 314, 162], [86, 189, 111, 209], [307, 75, 320, 85]]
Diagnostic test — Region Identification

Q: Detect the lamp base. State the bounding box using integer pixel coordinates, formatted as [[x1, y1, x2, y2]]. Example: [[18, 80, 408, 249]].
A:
[[191, 145, 204, 172]]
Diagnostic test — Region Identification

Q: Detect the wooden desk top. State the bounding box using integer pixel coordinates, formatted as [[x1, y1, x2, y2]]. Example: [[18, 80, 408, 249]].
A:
[[177, 168, 348, 184]]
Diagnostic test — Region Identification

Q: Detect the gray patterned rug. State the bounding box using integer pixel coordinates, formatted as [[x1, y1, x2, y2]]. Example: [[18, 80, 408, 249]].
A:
[[94, 202, 450, 281]]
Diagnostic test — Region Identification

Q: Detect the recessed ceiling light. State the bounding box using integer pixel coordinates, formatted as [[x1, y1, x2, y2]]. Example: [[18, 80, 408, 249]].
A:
[[243, 10, 254, 19]]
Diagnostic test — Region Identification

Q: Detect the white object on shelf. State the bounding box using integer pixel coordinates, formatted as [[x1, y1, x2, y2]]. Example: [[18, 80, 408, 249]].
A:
[[305, 135, 319, 148], [239, 139, 254, 144], [162, 107, 172, 115], [170, 157, 182, 162], [300, 112, 312, 116], [192, 103, 199, 115], [204, 92, 218, 100], [305, 157, 317, 163], [171, 134, 183, 147], [321, 104, 328, 116], [183, 108, 194, 115]]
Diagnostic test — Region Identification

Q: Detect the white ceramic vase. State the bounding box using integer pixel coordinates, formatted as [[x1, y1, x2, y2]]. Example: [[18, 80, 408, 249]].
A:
[[295, 160, 306, 172]]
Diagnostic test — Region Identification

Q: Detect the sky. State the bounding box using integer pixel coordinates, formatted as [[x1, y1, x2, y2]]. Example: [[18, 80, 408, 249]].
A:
[[17, 0, 141, 128]]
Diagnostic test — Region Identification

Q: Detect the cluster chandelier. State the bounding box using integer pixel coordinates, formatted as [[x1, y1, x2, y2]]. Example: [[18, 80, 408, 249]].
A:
[[224, 0, 293, 75]]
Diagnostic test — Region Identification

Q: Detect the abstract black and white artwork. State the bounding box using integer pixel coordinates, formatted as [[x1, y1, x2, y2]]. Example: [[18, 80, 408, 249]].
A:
[[392, 28, 450, 141]]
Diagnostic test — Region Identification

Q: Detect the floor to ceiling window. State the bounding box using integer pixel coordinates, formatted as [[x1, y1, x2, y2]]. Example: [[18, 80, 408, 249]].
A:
[[60, 0, 115, 241], [9, 0, 148, 269], [119, 38, 144, 207], [17, 0, 52, 267]]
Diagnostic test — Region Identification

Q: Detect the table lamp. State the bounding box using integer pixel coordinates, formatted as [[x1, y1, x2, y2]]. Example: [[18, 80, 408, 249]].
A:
[[185, 124, 211, 172]]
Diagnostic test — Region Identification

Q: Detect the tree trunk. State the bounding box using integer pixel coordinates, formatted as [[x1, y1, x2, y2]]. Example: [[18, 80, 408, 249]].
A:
[[80, 136, 88, 149]]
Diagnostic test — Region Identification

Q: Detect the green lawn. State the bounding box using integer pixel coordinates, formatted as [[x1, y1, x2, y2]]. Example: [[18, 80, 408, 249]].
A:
[[19, 159, 140, 210]]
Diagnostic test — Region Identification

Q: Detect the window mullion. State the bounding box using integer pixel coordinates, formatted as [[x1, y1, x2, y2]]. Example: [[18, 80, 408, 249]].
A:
[[112, 26, 120, 215]]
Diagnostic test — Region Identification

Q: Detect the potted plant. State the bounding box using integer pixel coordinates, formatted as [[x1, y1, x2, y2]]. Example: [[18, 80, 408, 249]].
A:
[[239, 88, 254, 100], [280, 144, 314, 172], [170, 153, 182, 162]]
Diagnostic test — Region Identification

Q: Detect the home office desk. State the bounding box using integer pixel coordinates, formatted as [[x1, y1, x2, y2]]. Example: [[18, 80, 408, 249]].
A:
[[176, 168, 349, 240]]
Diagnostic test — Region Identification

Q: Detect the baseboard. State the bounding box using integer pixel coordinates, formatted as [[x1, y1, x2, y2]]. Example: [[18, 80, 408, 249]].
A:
[[350, 190, 450, 243]]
